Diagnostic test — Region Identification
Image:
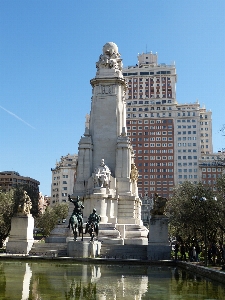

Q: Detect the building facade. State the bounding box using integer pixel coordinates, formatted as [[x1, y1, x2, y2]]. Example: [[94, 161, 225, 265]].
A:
[[50, 153, 78, 205], [0, 171, 40, 193], [123, 51, 213, 200], [199, 152, 225, 190]]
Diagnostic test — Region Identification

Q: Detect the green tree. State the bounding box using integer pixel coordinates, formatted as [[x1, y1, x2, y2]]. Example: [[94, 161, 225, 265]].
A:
[[35, 203, 69, 237], [167, 181, 222, 245], [0, 190, 14, 247]]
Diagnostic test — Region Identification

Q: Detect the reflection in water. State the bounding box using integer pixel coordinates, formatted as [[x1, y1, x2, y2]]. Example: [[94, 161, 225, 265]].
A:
[[22, 263, 32, 300], [0, 261, 225, 299]]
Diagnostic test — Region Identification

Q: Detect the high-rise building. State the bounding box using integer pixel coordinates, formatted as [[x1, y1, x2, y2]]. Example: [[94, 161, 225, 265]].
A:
[[0, 171, 40, 193], [123, 51, 213, 199], [50, 153, 77, 205]]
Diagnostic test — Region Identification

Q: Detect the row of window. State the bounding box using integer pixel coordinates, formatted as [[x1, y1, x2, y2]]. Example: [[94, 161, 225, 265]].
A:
[[178, 137, 200, 141], [178, 149, 197, 153], [178, 169, 198, 172], [139, 169, 173, 172], [132, 138, 173, 142], [125, 75, 172, 80], [139, 174, 174, 178], [178, 175, 198, 179], [146, 181, 174, 185], [178, 143, 197, 146], [130, 131, 173, 136], [128, 95, 172, 99], [134, 143, 173, 147], [128, 125, 173, 129], [177, 119, 196, 123], [135, 150, 173, 154], [178, 156, 198, 159], [177, 125, 196, 129], [128, 113, 172, 118], [178, 162, 197, 166], [177, 131, 197, 134], [202, 174, 219, 178], [127, 119, 172, 124], [127, 100, 173, 105], [137, 155, 173, 160], [202, 168, 222, 172]]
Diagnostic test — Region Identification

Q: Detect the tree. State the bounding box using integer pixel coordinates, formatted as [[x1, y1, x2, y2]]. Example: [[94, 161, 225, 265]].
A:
[[35, 203, 69, 237], [167, 181, 223, 245], [0, 190, 14, 247]]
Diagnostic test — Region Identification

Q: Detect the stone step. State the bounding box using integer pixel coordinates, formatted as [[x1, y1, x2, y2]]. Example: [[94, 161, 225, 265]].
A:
[[99, 244, 147, 260], [29, 242, 67, 257]]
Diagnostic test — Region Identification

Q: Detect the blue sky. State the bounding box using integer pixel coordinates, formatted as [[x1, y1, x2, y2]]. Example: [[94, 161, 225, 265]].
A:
[[0, 1, 225, 195]]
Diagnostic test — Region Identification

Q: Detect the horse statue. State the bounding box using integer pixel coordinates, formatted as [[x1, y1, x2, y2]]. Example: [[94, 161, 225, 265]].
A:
[[85, 208, 101, 241], [69, 214, 83, 241], [68, 195, 84, 241], [150, 193, 168, 216]]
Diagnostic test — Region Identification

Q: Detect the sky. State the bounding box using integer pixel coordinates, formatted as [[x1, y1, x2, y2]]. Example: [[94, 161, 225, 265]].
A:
[[0, 1, 225, 196]]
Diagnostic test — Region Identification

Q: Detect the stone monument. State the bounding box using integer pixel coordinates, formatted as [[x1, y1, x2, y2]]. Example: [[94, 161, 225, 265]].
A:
[[6, 191, 34, 254], [71, 42, 148, 246], [147, 193, 171, 260]]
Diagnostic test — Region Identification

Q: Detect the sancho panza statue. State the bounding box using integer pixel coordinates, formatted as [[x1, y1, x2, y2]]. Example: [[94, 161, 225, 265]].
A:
[[93, 159, 111, 188]]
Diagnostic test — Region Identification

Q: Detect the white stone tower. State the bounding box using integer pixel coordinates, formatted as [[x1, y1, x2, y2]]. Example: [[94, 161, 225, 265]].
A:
[[72, 42, 148, 245]]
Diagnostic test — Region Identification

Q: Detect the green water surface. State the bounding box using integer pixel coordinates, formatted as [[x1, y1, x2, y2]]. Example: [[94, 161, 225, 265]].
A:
[[0, 260, 225, 299]]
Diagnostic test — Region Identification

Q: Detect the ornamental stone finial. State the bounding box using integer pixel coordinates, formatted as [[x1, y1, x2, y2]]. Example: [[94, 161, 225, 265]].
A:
[[96, 42, 123, 72]]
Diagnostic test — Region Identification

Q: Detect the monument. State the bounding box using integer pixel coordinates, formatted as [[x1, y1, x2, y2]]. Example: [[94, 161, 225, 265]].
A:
[[71, 42, 148, 246], [147, 193, 171, 260], [6, 191, 34, 254]]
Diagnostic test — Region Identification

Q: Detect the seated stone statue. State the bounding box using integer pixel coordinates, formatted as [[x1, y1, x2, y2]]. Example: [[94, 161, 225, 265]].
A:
[[18, 191, 32, 215], [67, 195, 84, 229], [85, 208, 101, 236], [150, 193, 168, 216], [93, 159, 111, 188]]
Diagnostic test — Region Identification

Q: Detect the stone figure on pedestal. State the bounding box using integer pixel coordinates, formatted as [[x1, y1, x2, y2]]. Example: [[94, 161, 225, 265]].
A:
[[150, 193, 168, 216], [148, 193, 170, 260], [93, 159, 111, 188], [18, 191, 32, 215], [6, 190, 34, 254]]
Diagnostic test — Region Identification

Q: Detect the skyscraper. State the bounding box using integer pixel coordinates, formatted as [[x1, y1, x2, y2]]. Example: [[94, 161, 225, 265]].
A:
[[123, 51, 212, 199]]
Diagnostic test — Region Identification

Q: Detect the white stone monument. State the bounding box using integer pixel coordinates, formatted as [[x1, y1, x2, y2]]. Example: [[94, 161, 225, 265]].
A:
[[6, 191, 34, 254], [71, 42, 148, 246]]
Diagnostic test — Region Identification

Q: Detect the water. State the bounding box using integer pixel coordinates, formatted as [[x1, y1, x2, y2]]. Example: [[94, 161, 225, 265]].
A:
[[0, 260, 225, 299]]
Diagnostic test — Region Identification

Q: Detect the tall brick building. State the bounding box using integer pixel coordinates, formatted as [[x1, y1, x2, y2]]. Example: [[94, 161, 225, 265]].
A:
[[123, 51, 213, 199]]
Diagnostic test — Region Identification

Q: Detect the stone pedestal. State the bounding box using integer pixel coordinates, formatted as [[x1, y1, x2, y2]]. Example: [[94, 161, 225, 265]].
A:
[[147, 215, 171, 260], [67, 240, 101, 258], [6, 214, 34, 254], [45, 224, 73, 243]]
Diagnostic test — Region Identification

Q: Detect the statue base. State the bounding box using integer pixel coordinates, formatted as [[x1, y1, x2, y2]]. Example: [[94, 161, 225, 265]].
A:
[[6, 214, 34, 254], [67, 240, 101, 258], [147, 215, 171, 260]]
